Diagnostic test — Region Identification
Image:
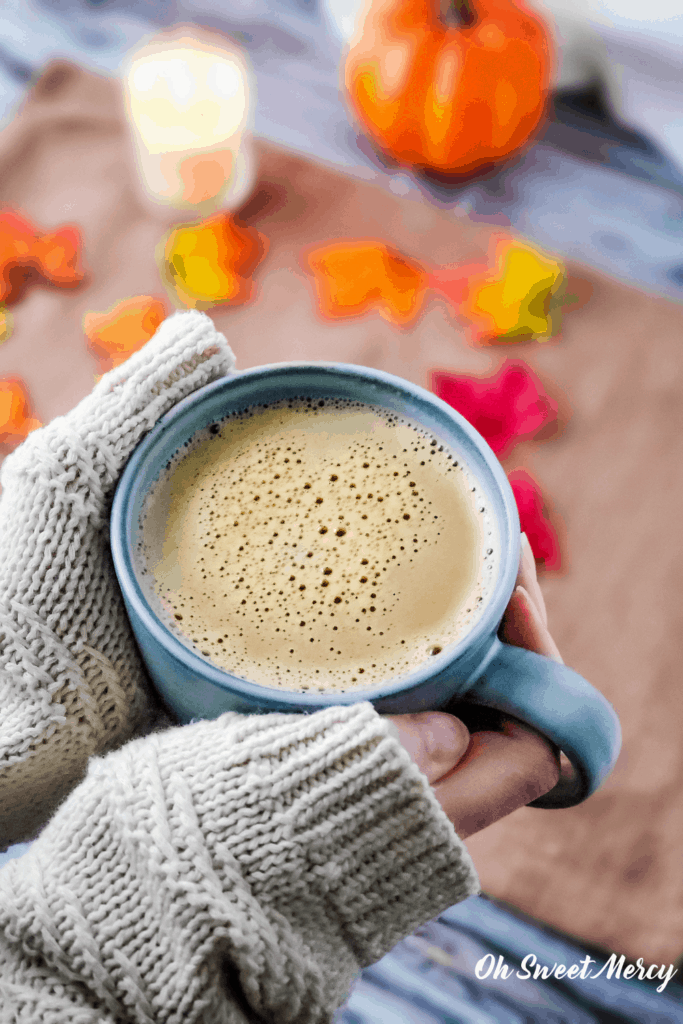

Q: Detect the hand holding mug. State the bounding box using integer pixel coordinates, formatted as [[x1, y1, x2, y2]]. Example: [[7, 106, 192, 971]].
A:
[[389, 533, 563, 838], [111, 339, 622, 809]]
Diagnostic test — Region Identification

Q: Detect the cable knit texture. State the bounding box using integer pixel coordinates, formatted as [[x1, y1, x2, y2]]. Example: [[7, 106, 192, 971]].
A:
[[0, 703, 479, 1023], [0, 310, 480, 1022], [0, 310, 236, 848]]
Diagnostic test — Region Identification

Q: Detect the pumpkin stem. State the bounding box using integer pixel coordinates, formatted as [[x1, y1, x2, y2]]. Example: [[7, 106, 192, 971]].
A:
[[443, 0, 477, 27]]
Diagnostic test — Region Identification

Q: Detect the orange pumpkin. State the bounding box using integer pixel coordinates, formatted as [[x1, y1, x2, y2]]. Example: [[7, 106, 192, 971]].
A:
[[345, 0, 551, 182]]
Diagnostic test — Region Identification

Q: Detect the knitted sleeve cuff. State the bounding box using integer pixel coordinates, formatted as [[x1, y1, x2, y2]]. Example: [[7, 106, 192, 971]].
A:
[[0, 703, 479, 1021], [267, 702, 482, 966], [105, 701, 480, 971]]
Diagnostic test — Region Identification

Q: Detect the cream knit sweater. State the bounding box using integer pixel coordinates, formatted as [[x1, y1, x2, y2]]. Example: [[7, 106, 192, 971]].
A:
[[0, 311, 479, 1022], [0, 310, 232, 846], [0, 704, 479, 1022]]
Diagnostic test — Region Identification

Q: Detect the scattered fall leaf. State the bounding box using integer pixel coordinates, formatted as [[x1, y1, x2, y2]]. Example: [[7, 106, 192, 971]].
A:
[[467, 237, 565, 344], [508, 467, 561, 569], [84, 295, 169, 373], [0, 307, 12, 343], [160, 213, 267, 310], [0, 209, 85, 305], [307, 241, 428, 327], [0, 377, 42, 447], [430, 236, 566, 344], [431, 359, 557, 460]]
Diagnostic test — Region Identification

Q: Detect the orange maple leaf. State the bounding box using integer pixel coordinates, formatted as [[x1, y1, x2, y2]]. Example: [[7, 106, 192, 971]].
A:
[[306, 241, 429, 327], [84, 295, 169, 374], [0, 209, 85, 305], [0, 377, 42, 447]]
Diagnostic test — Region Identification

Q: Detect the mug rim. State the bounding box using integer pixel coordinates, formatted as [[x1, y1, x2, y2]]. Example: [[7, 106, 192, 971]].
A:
[[110, 361, 521, 709]]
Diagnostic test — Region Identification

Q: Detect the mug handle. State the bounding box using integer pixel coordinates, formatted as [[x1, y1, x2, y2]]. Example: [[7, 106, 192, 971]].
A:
[[460, 638, 622, 808]]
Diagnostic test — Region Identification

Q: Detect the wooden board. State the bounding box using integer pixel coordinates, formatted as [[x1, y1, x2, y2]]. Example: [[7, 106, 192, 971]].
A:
[[1, 62, 682, 966]]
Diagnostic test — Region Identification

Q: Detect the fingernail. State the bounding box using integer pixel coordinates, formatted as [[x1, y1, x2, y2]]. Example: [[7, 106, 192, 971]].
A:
[[516, 587, 564, 664], [421, 712, 469, 765], [514, 584, 542, 630], [521, 532, 534, 561]]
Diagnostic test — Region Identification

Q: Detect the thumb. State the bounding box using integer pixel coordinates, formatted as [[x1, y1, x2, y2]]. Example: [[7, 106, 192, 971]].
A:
[[79, 308, 235, 477], [385, 712, 471, 784], [0, 310, 234, 530]]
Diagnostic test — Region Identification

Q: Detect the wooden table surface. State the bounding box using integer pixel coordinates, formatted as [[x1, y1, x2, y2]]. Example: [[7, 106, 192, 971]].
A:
[[1, 62, 682, 967]]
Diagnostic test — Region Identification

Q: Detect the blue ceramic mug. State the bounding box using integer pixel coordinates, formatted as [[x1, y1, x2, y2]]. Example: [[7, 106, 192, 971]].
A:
[[110, 362, 621, 808]]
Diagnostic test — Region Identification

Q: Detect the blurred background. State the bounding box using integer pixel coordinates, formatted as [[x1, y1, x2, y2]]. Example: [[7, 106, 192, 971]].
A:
[[1, 0, 683, 1020], [2, 0, 683, 296]]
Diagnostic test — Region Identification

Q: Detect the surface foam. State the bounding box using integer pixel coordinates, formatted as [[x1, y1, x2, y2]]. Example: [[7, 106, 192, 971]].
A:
[[137, 397, 498, 693]]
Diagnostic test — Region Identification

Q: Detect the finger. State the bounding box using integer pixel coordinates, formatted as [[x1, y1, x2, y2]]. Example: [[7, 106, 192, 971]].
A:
[[500, 586, 564, 664], [386, 712, 471, 784], [516, 532, 548, 627], [432, 718, 560, 838], [0, 311, 235, 503]]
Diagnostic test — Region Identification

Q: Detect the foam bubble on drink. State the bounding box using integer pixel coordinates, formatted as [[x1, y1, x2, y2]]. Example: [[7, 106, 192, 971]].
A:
[[137, 398, 498, 692]]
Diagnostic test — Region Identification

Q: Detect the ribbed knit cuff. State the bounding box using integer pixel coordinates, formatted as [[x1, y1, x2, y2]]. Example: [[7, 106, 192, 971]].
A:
[[0, 703, 479, 1022], [271, 702, 481, 967], [138, 701, 480, 969]]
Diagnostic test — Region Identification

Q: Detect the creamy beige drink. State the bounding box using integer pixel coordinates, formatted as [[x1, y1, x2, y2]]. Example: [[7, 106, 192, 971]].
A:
[[138, 398, 498, 692]]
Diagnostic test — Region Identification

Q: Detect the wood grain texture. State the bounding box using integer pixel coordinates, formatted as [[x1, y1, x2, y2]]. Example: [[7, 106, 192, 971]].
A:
[[1, 63, 681, 965]]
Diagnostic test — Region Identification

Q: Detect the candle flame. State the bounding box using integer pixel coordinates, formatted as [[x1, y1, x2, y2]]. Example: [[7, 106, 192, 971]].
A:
[[123, 33, 255, 212]]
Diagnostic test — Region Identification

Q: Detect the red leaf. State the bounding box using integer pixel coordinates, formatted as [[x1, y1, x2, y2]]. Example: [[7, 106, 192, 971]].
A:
[[508, 468, 561, 570], [431, 360, 557, 459]]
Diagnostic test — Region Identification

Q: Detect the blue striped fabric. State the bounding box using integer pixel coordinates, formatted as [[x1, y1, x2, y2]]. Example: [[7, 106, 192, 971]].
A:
[[334, 896, 683, 1023], [2, 834, 681, 1021], [3, 830, 681, 1021]]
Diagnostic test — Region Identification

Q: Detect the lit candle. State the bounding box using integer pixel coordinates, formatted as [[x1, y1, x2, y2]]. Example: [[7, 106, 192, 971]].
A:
[[123, 31, 256, 215]]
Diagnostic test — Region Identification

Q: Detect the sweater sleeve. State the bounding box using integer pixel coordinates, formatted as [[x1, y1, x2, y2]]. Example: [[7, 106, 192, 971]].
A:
[[0, 702, 479, 1024]]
